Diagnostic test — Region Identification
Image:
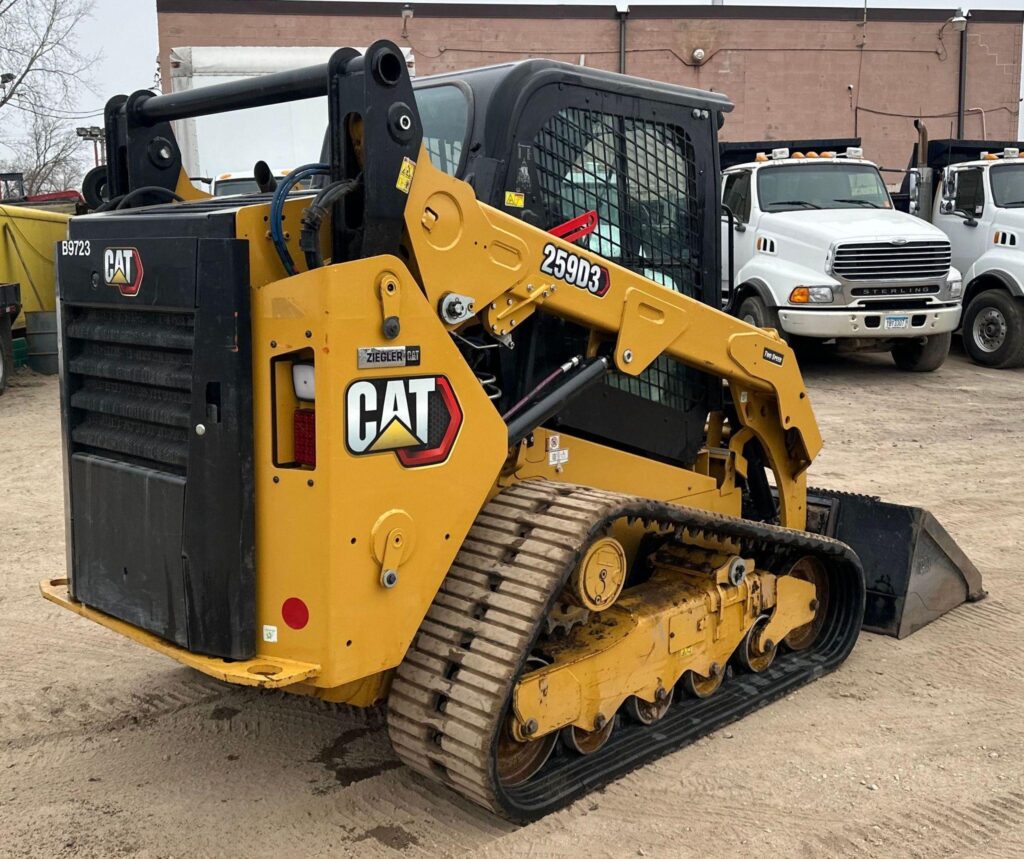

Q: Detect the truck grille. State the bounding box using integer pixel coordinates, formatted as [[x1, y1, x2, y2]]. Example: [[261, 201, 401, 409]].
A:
[[66, 307, 193, 473], [832, 240, 951, 282]]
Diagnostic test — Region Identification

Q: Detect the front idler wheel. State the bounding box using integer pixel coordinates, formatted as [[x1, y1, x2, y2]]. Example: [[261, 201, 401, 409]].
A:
[[783, 556, 829, 652]]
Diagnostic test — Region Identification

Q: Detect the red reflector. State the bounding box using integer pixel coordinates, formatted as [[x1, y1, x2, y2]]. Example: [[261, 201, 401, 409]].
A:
[[282, 597, 309, 630], [294, 408, 316, 467]]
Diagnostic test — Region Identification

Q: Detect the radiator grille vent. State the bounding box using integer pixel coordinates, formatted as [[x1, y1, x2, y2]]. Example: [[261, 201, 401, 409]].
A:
[[832, 240, 951, 281], [66, 307, 193, 473]]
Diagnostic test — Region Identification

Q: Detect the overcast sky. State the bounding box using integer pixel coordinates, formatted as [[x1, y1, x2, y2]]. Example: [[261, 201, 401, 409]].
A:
[[67, 0, 1024, 131]]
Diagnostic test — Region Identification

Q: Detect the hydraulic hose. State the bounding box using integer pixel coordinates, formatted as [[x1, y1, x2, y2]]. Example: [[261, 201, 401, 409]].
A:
[[269, 162, 329, 276], [97, 186, 184, 212], [298, 175, 362, 271]]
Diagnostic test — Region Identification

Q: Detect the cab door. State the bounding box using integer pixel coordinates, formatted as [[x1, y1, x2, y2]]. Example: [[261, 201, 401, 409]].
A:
[[721, 169, 756, 306], [937, 166, 990, 275], [497, 83, 722, 467]]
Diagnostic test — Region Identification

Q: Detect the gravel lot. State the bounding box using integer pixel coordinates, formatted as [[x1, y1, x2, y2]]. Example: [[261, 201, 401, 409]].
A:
[[1, 346, 1022, 858]]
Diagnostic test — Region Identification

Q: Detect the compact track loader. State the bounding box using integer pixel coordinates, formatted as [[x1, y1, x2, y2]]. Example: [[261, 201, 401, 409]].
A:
[[43, 42, 984, 820]]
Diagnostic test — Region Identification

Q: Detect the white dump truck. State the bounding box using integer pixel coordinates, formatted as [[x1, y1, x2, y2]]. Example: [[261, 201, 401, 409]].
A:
[[720, 140, 963, 371], [902, 134, 1024, 369]]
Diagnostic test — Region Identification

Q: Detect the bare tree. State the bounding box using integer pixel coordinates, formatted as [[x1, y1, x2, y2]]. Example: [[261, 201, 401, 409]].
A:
[[0, 0, 98, 118], [1, 114, 85, 195], [0, 0, 98, 193]]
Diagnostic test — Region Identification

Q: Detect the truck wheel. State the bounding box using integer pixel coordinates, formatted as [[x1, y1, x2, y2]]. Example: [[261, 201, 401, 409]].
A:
[[0, 315, 12, 395], [891, 331, 951, 372], [962, 289, 1024, 369], [737, 295, 786, 341]]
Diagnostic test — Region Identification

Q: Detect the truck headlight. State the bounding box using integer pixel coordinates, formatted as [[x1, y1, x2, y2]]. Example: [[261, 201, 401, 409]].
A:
[[789, 286, 834, 304], [950, 280, 963, 298]]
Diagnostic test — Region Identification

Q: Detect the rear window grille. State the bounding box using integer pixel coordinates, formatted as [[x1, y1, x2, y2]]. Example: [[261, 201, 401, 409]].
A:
[[66, 307, 194, 473], [532, 107, 706, 413], [832, 240, 951, 281]]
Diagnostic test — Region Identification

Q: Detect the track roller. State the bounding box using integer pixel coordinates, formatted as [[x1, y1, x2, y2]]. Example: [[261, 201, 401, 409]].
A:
[[735, 615, 777, 673], [681, 664, 725, 699], [562, 715, 616, 755], [626, 687, 675, 725]]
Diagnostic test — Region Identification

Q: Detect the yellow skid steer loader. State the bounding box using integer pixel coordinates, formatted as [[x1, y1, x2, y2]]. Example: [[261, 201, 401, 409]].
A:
[[43, 42, 983, 820]]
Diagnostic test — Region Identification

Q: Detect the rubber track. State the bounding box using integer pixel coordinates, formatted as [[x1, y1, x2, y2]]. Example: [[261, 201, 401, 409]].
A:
[[387, 480, 865, 821]]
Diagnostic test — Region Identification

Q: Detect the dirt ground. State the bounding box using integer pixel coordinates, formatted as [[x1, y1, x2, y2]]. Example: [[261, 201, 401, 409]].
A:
[[1, 346, 1022, 859]]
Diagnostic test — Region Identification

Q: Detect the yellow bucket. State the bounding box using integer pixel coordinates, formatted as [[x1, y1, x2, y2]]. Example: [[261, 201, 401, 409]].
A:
[[0, 204, 70, 332]]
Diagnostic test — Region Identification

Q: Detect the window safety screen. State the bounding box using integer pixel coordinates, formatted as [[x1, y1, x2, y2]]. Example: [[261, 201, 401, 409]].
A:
[[532, 108, 706, 414]]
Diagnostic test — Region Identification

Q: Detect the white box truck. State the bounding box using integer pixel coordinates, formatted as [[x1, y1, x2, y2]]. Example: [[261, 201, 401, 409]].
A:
[[902, 131, 1024, 369], [169, 46, 415, 185], [720, 140, 963, 371]]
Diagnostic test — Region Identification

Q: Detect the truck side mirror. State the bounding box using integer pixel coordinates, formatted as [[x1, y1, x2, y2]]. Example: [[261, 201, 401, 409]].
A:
[[963, 216, 978, 227], [942, 171, 956, 200], [908, 169, 920, 214]]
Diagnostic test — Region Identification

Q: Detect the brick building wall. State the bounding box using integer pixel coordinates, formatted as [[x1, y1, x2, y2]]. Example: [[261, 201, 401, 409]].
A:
[[156, 1, 1023, 177]]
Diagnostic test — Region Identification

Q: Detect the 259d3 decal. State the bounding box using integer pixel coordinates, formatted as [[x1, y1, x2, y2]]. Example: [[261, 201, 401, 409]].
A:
[[346, 375, 462, 467], [540, 242, 610, 297]]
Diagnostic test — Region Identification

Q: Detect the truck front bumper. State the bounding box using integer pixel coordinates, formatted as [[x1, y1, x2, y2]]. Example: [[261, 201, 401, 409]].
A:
[[778, 303, 961, 339]]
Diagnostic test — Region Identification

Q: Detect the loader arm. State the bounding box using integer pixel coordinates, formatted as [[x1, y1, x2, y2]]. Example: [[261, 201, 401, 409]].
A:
[[402, 151, 821, 529]]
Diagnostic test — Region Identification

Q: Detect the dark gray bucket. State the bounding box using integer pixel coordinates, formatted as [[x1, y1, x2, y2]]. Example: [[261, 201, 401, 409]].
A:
[[25, 311, 58, 375]]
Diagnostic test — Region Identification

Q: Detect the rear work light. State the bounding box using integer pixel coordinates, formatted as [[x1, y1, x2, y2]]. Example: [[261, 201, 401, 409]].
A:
[[294, 409, 316, 467]]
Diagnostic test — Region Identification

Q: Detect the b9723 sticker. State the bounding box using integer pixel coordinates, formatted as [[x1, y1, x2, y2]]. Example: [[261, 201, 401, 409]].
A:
[[540, 242, 610, 297]]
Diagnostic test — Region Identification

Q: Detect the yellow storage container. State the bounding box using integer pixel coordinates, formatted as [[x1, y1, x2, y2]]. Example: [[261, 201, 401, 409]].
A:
[[0, 204, 69, 332]]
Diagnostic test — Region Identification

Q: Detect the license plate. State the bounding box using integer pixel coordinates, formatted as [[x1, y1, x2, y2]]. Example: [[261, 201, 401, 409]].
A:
[[884, 315, 910, 330]]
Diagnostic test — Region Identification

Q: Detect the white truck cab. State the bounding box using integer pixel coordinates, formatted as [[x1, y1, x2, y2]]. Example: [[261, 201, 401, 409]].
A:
[[209, 168, 289, 197], [722, 144, 962, 371], [907, 142, 1024, 368]]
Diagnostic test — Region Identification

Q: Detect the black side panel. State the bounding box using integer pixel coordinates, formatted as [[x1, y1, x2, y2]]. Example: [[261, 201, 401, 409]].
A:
[[59, 227, 255, 659], [182, 239, 255, 657], [71, 454, 188, 646]]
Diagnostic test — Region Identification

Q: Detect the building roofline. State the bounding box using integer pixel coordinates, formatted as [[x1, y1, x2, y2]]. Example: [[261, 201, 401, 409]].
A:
[[155, 1, 1024, 25]]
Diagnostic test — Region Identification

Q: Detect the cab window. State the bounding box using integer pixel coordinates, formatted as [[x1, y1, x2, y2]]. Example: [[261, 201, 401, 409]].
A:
[[722, 170, 751, 222], [416, 84, 470, 175], [952, 168, 985, 216]]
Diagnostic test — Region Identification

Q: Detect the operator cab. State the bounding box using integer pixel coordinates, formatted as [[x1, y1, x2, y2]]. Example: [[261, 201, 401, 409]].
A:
[[410, 60, 731, 466]]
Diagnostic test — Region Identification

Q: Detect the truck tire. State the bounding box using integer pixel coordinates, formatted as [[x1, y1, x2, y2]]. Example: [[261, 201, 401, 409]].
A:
[[890, 331, 951, 372], [962, 289, 1024, 369], [737, 295, 787, 341], [0, 315, 12, 395]]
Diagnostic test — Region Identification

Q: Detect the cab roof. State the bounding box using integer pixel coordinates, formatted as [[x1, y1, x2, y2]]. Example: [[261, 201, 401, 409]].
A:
[[724, 155, 874, 173], [413, 59, 733, 161]]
